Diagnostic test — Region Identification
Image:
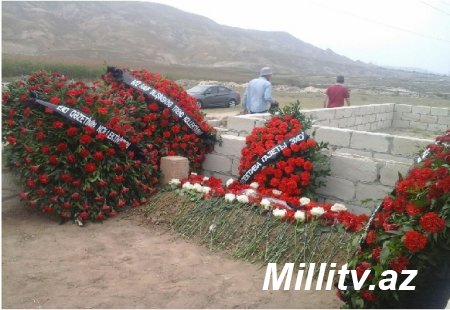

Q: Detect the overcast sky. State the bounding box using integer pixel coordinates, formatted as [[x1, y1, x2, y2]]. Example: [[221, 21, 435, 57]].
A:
[[150, 0, 450, 75]]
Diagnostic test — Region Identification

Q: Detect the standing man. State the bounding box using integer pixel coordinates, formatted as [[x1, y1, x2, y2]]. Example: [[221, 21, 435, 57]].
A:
[[243, 67, 278, 114], [323, 75, 350, 108]]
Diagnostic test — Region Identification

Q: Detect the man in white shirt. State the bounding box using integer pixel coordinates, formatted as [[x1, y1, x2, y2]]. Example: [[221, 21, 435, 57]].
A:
[[243, 67, 278, 114]]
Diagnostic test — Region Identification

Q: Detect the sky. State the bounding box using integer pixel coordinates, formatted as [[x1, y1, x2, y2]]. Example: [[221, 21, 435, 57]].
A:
[[149, 0, 450, 75]]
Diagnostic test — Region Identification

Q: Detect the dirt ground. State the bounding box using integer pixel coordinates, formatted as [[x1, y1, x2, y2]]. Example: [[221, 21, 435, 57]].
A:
[[2, 191, 342, 309]]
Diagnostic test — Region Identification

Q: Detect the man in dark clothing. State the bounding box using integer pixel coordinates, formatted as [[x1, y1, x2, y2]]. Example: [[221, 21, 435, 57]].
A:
[[324, 75, 350, 108]]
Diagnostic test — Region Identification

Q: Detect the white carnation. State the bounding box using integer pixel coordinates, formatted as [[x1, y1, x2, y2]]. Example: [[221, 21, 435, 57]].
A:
[[209, 223, 217, 232], [299, 197, 311, 206], [272, 208, 287, 218], [260, 198, 271, 210], [202, 186, 211, 194], [193, 183, 203, 192], [168, 179, 181, 186], [294, 210, 306, 222], [310, 207, 325, 217], [224, 193, 236, 202], [182, 182, 194, 190], [236, 194, 249, 203], [203, 176, 210, 182], [250, 182, 259, 189], [272, 189, 282, 196], [226, 178, 235, 187], [190, 172, 198, 176], [331, 203, 347, 212]]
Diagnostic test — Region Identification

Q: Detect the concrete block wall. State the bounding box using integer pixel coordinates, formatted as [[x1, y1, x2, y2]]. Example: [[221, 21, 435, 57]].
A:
[[202, 103, 442, 214], [393, 104, 450, 133], [202, 133, 416, 214], [301, 103, 395, 131]]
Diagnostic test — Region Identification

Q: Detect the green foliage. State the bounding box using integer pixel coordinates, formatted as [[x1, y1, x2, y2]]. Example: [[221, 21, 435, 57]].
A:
[[2, 58, 105, 80]]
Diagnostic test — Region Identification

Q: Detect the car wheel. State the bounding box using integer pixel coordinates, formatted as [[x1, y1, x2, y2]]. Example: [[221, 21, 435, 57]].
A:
[[228, 99, 237, 108], [197, 100, 203, 109]]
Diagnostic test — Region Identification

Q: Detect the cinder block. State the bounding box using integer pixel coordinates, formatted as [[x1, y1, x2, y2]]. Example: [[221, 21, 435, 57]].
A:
[[316, 176, 356, 201], [385, 103, 395, 112], [314, 126, 351, 147], [373, 153, 413, 165], [227, 116, 257, 133], [335, 148, 372, 157], [207, 119, 222, 127], [351, 131, 391, 153], [409, 121, 428, 130], [214, 135, 246, 157], [391, 136, 433, 156], [337, 118, 349, 128], [356, 183, 392, 207], [428, 124, 448, 133], [392, 119, 410, 128], [315, 109, 336, 121], [231, 158, 240, 177], [402, 112, 420, 121], [203, 154, 232, 173], [379, 162, 411, 186], [394, 104, 412, 113], [330, 154, 378, 182], [160, 156, 189, 184], [430, 107, 449, 116], [420, 114, 438, 124], [412, 106, 431, 115], [438, 116, 450, 125]]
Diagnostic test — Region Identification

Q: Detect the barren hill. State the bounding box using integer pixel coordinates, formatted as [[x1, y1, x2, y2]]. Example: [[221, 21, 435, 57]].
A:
[[1, 1, 445, 80]]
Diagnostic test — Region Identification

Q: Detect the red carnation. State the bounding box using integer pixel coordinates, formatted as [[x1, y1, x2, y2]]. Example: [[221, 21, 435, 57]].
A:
[[66, 127, 78, 137], [38, 174, 49, 184], [79, 134, 92, 145], [97, 107, 108, 115], [403, 230, 427, 252], [360, 290, 376, 302], [6, 136, 17, 145], [96, 133, 107, 140], [389, 255, 409, 273], [84, 162, 97, 173], [93, 151, 104, 161], [52, 121, 64, 129], [56, 143, 68, 152], [35, 131, 46, 141], [48, 155, 59, 165], [419, 212, 446, 233], [50, 96, 60, 105]]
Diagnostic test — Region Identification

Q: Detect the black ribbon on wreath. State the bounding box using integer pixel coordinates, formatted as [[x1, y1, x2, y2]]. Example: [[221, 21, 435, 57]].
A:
[[239, 131, 309, 184], [28, 92, 145, 161], [106, 67, 216, 147]]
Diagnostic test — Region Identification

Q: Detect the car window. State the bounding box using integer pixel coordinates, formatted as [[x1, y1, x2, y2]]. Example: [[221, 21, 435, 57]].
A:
[[218, 86, 230, 93], [207, 86, 219, 94], [188, 85, 209, 93]]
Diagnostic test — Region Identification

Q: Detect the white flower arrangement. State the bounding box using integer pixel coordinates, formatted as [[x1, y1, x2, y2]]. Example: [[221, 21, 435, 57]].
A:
[[250, 182, 259, 189], [168, 178, 181, 186], [193, 183, 203, 193], [272, 208, 287, 218], [224, 193, 236, 202], [182, 182, 194, 190], [201, 186, 211, 194], [226, 178, 235, 187], [310, 206, 325, 217], [260, 198, 271, 210], [331, 203, 347, 212], [236, 194, 249, 203], [294, 210, 306, 222], [299, 197, 311, 206]]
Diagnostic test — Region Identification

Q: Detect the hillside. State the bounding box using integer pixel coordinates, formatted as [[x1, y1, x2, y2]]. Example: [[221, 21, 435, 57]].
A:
[[3, 1, 442, 81]]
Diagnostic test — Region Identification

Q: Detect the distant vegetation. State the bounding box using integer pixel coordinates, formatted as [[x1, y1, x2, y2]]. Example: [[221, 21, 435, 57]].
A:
[[2, 58, 105, 80]]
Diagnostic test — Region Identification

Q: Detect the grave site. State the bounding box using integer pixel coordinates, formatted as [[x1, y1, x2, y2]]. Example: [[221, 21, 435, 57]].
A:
[[2, 68, 449, 309]]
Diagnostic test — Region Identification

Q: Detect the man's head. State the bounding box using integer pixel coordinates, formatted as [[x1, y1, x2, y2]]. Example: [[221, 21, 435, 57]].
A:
[[336, 75, 345, 83], [260, 67, 273, 80]]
